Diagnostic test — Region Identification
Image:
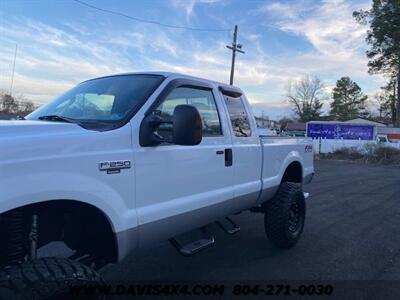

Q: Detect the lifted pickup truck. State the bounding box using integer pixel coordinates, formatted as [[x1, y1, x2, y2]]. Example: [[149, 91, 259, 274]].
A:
[[0, 72, 314, 299]]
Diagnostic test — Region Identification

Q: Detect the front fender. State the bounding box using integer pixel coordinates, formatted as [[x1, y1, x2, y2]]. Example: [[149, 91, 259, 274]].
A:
[[0, 172, 136, 233]]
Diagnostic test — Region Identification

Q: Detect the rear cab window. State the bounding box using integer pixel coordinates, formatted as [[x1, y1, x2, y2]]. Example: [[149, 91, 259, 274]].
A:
[[223, 95, 252, 137]]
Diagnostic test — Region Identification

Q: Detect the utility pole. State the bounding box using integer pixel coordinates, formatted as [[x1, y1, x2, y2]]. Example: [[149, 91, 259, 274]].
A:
[[10, 44, 18, 96], [395, 79, 400, 127], [391, 80, 396, 126], [226, 25, 244, 85]]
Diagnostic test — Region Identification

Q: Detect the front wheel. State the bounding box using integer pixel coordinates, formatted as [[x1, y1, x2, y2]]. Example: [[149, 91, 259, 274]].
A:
[[0, 257, 104, 300], [264, 182, 306, 248]]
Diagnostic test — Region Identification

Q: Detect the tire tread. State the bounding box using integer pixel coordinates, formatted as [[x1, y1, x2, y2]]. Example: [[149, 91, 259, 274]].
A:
[[265, 182, 305, 248], [0, 258, 103, 300]]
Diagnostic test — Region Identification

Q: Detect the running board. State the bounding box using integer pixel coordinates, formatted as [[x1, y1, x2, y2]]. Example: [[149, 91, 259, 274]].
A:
[[216, 217, 240, 235], [169, 227, 215, 256], [69, 252, 106, 270]]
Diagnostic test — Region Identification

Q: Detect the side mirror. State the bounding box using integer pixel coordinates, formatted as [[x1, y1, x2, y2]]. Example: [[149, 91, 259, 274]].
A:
[[139, 113, 168, 146], [139, 104, 202, 147], [173, 105, 202, 146]]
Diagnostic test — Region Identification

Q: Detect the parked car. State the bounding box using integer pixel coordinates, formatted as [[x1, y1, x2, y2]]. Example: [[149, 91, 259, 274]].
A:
[[376, 134, 390, 143], [257, 128, 278, 136]]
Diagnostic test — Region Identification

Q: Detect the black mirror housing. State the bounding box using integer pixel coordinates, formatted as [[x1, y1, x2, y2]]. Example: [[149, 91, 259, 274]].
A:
[[139, 104, 202, 147], [139, 114, 167, 147], [173, 105, 202, 146]]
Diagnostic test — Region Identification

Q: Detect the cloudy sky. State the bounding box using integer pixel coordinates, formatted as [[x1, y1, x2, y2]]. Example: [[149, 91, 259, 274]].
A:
[[0, 0, 383, 119]]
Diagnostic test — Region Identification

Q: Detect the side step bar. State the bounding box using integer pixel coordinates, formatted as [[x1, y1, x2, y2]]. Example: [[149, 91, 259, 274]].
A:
[[169, 227, 215, 256], [216, 217, 240, 235], [169, 217, 241, 256]]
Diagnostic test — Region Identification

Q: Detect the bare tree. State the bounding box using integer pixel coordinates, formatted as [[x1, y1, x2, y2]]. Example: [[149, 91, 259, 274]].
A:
[[0, 91, 19, 114], [278, 117, 295, 131], [0, 90, 37, 116], [18, 99, 36, 114], [285, 76, 325, 122]]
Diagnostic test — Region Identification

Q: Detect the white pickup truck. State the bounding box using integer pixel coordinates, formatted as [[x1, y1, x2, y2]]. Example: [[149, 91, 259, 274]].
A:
[[0, 72, 314, 299]]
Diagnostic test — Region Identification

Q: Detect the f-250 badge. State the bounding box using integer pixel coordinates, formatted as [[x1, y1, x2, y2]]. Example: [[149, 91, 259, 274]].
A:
[[99, 161, 131, 174]]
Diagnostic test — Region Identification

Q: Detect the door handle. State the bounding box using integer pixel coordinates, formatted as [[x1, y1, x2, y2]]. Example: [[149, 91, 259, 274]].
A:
[[225, 148, 233, 167], [216, 150, 224, 155]]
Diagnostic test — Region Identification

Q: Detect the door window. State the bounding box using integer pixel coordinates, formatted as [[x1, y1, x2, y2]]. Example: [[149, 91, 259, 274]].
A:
[[224, 95, 252, 137], [154, 87, 222, 138]]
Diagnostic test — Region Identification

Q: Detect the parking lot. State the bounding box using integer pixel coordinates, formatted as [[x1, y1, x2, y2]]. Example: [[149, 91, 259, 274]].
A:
[[102, 160, 400, 281]]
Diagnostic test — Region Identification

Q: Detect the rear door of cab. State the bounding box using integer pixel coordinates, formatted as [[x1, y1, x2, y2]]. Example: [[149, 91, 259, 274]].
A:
[[219, 88, 262, 212]]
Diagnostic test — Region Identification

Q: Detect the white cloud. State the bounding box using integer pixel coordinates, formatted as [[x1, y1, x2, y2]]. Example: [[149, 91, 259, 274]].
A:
[[0, 15, 296, 117], [260, 0, 371, 78], [0, 17, 131, 78], [248, 97, 293, 120], [0, 17, 135, 102], [172, 0, 224, 20], [246, 34, 261, 42], [105, 30, 180, 58], [0, 73, 74, 104], [255, 0, 385, 114], [0, 0, 382, 120], [260, 2, 308, 19]]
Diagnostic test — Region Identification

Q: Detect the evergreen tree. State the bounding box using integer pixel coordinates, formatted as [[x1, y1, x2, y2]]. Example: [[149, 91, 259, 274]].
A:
[[374, 91, 392, 123], [381, 80, 398, 124], [330, 77, 368, 121], [354, 0, 400, 126]]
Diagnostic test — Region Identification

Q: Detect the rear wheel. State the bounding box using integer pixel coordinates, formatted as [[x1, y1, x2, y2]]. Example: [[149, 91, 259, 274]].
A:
[[0, 257, 104, 300], [264, 182, 306, 248]]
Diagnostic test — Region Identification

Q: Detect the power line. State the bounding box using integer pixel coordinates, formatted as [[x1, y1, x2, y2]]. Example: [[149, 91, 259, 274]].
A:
[[72, 0, 231, 32]]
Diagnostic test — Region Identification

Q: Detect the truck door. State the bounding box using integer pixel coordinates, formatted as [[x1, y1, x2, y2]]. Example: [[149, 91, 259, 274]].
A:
[[222, 93, 263, 212], [134, 81, 235, 245]]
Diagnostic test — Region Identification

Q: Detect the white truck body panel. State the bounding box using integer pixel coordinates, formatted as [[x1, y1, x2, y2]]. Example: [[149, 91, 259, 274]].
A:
[[260, 137, 314, 199], [0, 121, 135, 233], [0, 72, 314, 261]]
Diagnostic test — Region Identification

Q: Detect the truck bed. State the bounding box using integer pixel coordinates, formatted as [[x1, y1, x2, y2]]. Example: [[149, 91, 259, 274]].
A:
[[257, 136, 314, 204]]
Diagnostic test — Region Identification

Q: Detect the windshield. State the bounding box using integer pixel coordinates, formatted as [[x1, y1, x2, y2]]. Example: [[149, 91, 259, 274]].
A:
[[27, 75, 164, 126]]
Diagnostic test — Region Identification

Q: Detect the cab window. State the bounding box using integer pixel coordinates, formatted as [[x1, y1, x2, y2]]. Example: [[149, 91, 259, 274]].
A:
[[154, 87, 222, 138], [224, 95, 252, 137]]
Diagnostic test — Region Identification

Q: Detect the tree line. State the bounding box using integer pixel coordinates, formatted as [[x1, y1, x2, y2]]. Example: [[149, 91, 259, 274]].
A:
[[287, 0, 399, 127], [285, 74, 394, 124], [0, 90, 37, 116]]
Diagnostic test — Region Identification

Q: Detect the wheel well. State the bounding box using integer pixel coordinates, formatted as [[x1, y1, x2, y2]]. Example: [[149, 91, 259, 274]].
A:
[[281, 162, 302, 184], [0, 200, 118, 268]]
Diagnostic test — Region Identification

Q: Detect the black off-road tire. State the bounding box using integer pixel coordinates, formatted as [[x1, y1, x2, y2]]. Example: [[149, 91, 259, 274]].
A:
[[0, 257, 105, 300], [264, 182, 306, 249]]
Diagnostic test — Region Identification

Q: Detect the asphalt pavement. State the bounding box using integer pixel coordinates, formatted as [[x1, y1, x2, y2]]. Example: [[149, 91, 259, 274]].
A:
[[102, 160, 400, 282]]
